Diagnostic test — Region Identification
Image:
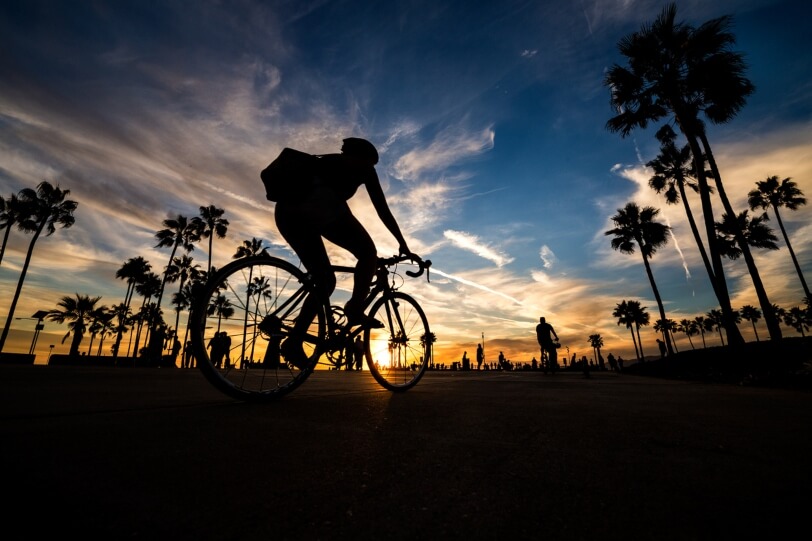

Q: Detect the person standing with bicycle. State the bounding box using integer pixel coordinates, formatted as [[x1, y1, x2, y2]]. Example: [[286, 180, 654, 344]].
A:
[[264, 137, 416, 367]]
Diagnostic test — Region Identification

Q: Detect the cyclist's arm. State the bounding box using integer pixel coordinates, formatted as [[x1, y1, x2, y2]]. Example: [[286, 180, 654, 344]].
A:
[[365, 170, 412, 255]]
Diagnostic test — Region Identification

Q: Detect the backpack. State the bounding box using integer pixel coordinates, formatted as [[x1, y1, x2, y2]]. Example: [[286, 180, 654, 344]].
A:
[[260, 148, 318, 202]]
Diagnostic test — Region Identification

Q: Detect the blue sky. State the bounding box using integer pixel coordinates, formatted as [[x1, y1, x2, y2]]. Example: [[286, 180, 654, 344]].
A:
[[1, 0, 810, 364]]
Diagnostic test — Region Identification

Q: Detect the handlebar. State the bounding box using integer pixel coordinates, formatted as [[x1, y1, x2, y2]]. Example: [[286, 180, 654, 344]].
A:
[[378, 254, 432, 282]]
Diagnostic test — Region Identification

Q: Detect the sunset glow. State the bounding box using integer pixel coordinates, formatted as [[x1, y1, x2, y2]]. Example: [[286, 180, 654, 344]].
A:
[[1, 0, 810, 367]]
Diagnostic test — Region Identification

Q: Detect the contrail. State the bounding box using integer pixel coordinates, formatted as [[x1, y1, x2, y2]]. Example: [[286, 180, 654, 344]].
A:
[[431, 267, 523, 306]]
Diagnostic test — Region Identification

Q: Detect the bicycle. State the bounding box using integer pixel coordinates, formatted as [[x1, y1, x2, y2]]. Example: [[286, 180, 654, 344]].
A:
[[188, 252, 433, 402]]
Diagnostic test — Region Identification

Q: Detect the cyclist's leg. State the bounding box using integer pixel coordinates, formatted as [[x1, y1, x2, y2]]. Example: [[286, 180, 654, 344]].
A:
[[274, 203, 336, 350], [321, 211, 377, 323]]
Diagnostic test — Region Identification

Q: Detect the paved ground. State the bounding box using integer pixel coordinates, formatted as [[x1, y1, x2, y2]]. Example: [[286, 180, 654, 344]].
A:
[[2, 366, 810, 540]]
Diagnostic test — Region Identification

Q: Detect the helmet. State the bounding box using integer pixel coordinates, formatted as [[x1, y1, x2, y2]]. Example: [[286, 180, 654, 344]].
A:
[[341, 137, 379, 165]]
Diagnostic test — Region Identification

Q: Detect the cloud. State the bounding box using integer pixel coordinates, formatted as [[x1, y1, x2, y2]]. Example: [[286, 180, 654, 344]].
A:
[[539, 245, 557, 269], [392, 124, 495, 181], [443, 230, 514, 267]]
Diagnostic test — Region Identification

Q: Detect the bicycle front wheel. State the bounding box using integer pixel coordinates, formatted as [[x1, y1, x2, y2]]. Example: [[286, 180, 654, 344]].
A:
[[189, 254, 326, 402], [364, 292, 431, 391]]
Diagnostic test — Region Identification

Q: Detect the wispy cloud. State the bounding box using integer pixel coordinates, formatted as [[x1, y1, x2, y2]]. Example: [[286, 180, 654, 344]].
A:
[[392, 124, 495, 181], [443, 230, 514, 267]]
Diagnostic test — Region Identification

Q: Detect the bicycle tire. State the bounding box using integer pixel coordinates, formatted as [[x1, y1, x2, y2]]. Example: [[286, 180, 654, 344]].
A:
[[364, 291, 431, 391], [189, 254, 326, 402]]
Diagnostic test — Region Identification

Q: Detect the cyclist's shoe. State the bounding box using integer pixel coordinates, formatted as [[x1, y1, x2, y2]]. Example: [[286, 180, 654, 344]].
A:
[[281, 338, 309, 370]]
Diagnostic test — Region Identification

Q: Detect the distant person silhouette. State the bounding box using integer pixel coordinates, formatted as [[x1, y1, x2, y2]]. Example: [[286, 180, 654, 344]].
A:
[[607, 352, 618, 372], [657, 338, 667, 359], [263, 138, 416, 367], [172, 337, 181, 366], [476, 343, 484, 370], [184, 340, 193, 368], [353, 336, 364, 370], [536, 316, 560, 372], [461, 351, 469, 370]]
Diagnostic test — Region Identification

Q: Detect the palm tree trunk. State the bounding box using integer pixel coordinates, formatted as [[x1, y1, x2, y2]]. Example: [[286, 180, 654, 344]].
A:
[[0, 225, 12, 266], [628, 327, 640, 360], [635, 325, 645, 360], [684, 132, 744, 346], [751, 321, 760, 342], [640, 252, 674, 355], [678, 182, 718, 298], [700, 132, 782, 341], [0, 221, 44, 352], [771, 205, 811, 300]]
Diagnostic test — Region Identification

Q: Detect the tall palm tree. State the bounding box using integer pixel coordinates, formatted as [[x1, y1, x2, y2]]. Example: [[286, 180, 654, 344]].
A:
[[678, 319, 698, 350], [739, 305, 762, 342], [0, 193, 31, 266], [693, 315, 711, 348], [165, 254, 201, 338], [233, 237, 267, 361], [784, 306, 810, 337], [46, 294, 102, 356], [85, 304, 111, 355], [712, 210, 781, 341], [0, 182, 78, 353], [613, 300, 640, 360], [654, 319, 679, 354], [192, 205, 229, 274], [131, 272, 161, 356], [604, 3, 752, 347], [108, 303, 132, 358], [748, 176, 809, 299], [629, 301, 650, 360], [706, 309, 725, 346], [207, 293, 234, 333], [648, 126, 717, 292], [153, 215, 200, 331], [113, 257, 151, 357], [715, 211, 779, 260], [606, 202, 674, 355], [588, 334, 604, 369]]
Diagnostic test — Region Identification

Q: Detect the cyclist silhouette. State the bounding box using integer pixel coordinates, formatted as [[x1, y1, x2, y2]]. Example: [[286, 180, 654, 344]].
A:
[[268, 137, 415, 366], [536, 316, 560, 371]]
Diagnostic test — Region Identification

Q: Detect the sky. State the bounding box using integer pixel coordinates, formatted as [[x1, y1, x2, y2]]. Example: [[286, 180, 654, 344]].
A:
[[1, 0, 811, 366]]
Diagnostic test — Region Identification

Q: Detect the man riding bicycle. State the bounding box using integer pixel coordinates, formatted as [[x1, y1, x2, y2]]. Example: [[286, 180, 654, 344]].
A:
[[265, 137, 416, 367]]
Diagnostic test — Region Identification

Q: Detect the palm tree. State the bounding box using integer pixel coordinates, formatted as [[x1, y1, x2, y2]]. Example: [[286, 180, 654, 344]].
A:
[[153, 215, 200, 331], [654, 319, 679, 354], [207, 293, 234, 333], [706, 309, 725, 346], [0, 182, 78, 353], [113, 257, 151, 357], [94, 308, 117, 356], [588, 334, 604, 369], [0, 193, 31, 266], [629, 301, 650, 360], [613, 300, 641, 360], [748, 176, 809, 299], [604, 3, 752, 347], [85, 304, 111, 355], [192, 205, 229, 274], [715, 211, 779, 260], [648, 126, 717, 293], [165, 255, 201, 338], [678, 319, 698, 350], [739, 305, 762, 342], [784, 306, 810, 337], [606, 202, 674, 355], [693, 316, 711, 348], [131, 272, 161, 356], [108, 303, 132, 358], [46, 294, 102, 356], [714, 210, 782, 341]]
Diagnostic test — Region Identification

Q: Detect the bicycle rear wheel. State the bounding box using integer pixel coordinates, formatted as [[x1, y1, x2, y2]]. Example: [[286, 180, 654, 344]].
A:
[[189, 254, 326, 402], [364, 292, 430, 391]]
